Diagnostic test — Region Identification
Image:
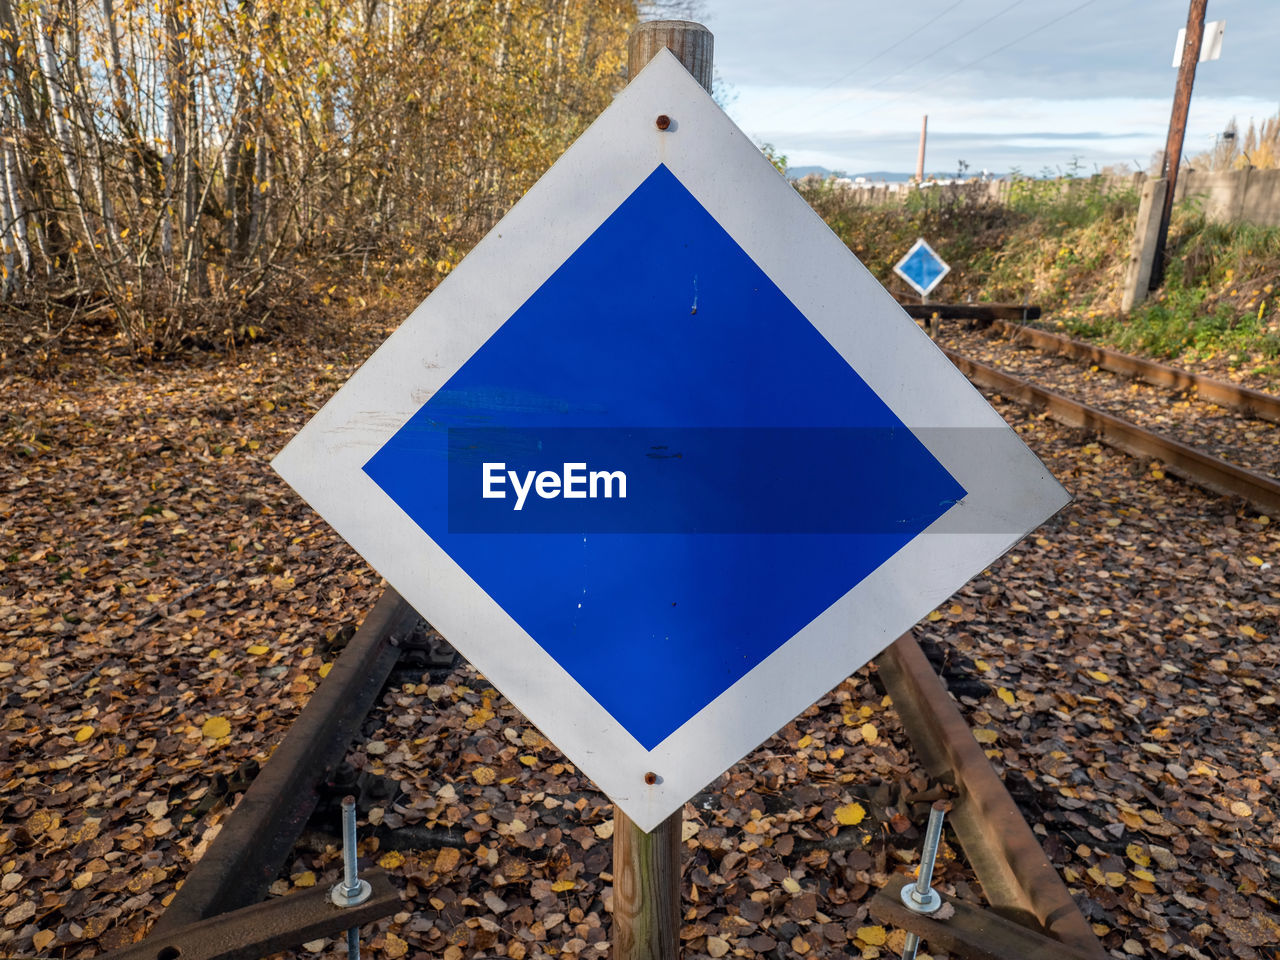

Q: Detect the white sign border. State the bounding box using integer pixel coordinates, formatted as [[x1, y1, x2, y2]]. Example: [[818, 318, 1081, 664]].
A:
[[273, 50, 1069, 832], [893, 236, 951, 299]]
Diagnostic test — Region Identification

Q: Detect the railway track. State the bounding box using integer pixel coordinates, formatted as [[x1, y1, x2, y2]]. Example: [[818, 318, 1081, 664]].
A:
[[101, 586, 1106, 960], [34, 316, 1275, 960], [939, 321, 1280, 516], [101, 325, 1280, 960]]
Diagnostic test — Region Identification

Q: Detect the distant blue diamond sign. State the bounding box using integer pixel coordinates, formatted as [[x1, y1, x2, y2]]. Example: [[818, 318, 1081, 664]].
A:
[[894, 237, 951, 298], [273, 51, 1068, 830]]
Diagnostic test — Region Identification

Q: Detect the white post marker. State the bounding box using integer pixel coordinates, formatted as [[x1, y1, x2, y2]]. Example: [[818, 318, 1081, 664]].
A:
[[1172, 19, 1224, 67], [272, 50, 1069, 833]]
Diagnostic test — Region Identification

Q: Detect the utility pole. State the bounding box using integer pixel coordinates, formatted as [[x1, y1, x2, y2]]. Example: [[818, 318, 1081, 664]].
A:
[[1149, 0, 1207, 289], [915, 115, 927, 183]]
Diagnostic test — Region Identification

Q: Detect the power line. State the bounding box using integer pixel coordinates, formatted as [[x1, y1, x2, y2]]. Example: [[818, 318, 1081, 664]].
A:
[[857, 0, 1105, 123], [809, 0, 967, 95], [802, 0, 1027, 127], [862, 0, 1028, 93]]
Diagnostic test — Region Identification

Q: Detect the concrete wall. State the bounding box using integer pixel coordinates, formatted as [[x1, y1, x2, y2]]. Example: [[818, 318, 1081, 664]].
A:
[[1160, 167, 1280, 227]]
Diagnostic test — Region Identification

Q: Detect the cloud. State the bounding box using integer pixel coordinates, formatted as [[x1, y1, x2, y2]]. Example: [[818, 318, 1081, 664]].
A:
[[700, 0, 1280, 172]]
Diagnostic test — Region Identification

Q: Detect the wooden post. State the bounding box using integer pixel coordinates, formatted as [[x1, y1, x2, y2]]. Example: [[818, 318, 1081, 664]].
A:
[[1121, 176, 1169, 312], [607, 22, 714, 960], [915, 115, 927, 183], [1149, 0, 1207, 289], [613, 809, 682, 960], [628, 20, 713, 93]]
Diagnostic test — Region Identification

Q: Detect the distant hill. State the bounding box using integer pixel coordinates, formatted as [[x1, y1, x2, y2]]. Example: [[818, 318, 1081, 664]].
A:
[[786, 166, 1005, 182], [786, 165, 914, 182]]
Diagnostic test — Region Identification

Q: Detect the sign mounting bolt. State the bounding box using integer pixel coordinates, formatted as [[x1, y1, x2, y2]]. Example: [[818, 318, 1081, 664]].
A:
[[655, 115, 671, 130], [644, 771, 658, 785]]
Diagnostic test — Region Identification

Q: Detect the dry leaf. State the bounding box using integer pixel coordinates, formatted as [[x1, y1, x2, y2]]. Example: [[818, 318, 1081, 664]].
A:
[[834, 802, 866, 826], [201, 716, 231, 739], [856, 925, 887, 946]]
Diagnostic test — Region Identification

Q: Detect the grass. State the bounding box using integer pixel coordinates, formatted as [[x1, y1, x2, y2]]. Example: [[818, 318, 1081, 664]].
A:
[[796, 174, 1280, 381]]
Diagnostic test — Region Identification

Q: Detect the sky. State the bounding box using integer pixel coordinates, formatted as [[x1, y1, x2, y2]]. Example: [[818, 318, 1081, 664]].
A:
[[689, 0, 1279, 177]]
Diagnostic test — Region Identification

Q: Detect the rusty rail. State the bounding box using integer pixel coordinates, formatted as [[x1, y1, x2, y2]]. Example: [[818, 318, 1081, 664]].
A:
[[154, 588, 422, 933], [946, 348, 1280, 515], [897, 301, 1042, 322], [96, 870, 399, 960], [876, 637, 1107, 958], [989, 320, 1280, 425], [869, 876, 1102, 960]]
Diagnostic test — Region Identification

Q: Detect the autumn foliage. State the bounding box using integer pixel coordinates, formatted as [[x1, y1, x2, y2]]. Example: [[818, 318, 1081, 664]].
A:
[[0, 0, 637, 355]]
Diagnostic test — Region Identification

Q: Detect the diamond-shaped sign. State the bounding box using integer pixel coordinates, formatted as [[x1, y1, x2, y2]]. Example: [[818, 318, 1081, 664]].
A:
[[273, 51, 1068, 831], [894, 237, 950, 298]]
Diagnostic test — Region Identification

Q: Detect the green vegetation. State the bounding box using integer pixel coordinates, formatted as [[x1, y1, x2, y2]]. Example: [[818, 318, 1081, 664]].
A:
[[797, 174, 1280, 381]]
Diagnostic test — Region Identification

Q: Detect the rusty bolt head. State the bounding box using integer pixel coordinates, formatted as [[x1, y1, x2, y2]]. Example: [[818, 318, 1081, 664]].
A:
[[655, 114, 671, 131], [644, 771, 658, 785]]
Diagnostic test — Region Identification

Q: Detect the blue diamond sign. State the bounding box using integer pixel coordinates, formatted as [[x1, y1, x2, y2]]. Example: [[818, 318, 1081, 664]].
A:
[[894, 237, 951, 298], [273, 51, 1068, 831]]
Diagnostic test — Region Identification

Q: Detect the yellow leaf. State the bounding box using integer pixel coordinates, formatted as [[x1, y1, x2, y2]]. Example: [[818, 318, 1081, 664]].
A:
[[1230, 800, 1253, 818], [519, 755, 537, 766], [202, 716, 231, 739], [551, 879, 575, 892], [926, 610, 942, 621], [473, 765, 496, 785], [378, 850, 406, 869], [1087, 670, 1110, 683], [1240, 625, 1256, 637], [1104, 871, 1126, 888], [1126, 843, 1150, 867], [860, 723, 878, 745], [293, 871, 316, 887], [1247, 556, 1264, 566], [384, 933, 408, 959], [247, 644, 270, 655], [973, 728, 999, 744], [997, 688, 1015, 706], [856, 926, 887, 946], [318, 662, 333, 678], [71, 870, 94, 889], [1132, 869, 1156, 882], [834, 802, 866, 826], [974, 658, 990, 672], [796, 734, 812, 749], [1119, 810, 1144, 829], [74, 725, 94, 742]]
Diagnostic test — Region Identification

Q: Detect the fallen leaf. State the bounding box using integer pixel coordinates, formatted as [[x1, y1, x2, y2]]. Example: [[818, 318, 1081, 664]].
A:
[[856, 925, 887, 946], [201, 716, 231, 739], [834, 802, 866, 826]]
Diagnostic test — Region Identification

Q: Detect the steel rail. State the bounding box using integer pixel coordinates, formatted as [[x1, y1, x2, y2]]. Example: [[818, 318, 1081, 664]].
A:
[[946, 348, 1280, 515], [875, 637, 1107, 958], [987, 320, 1280, 425], [95, 870, 399, 960], [897, 302, 1042, 322], [153, 587, 422, 932], [870, 876, 1102, 960]]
